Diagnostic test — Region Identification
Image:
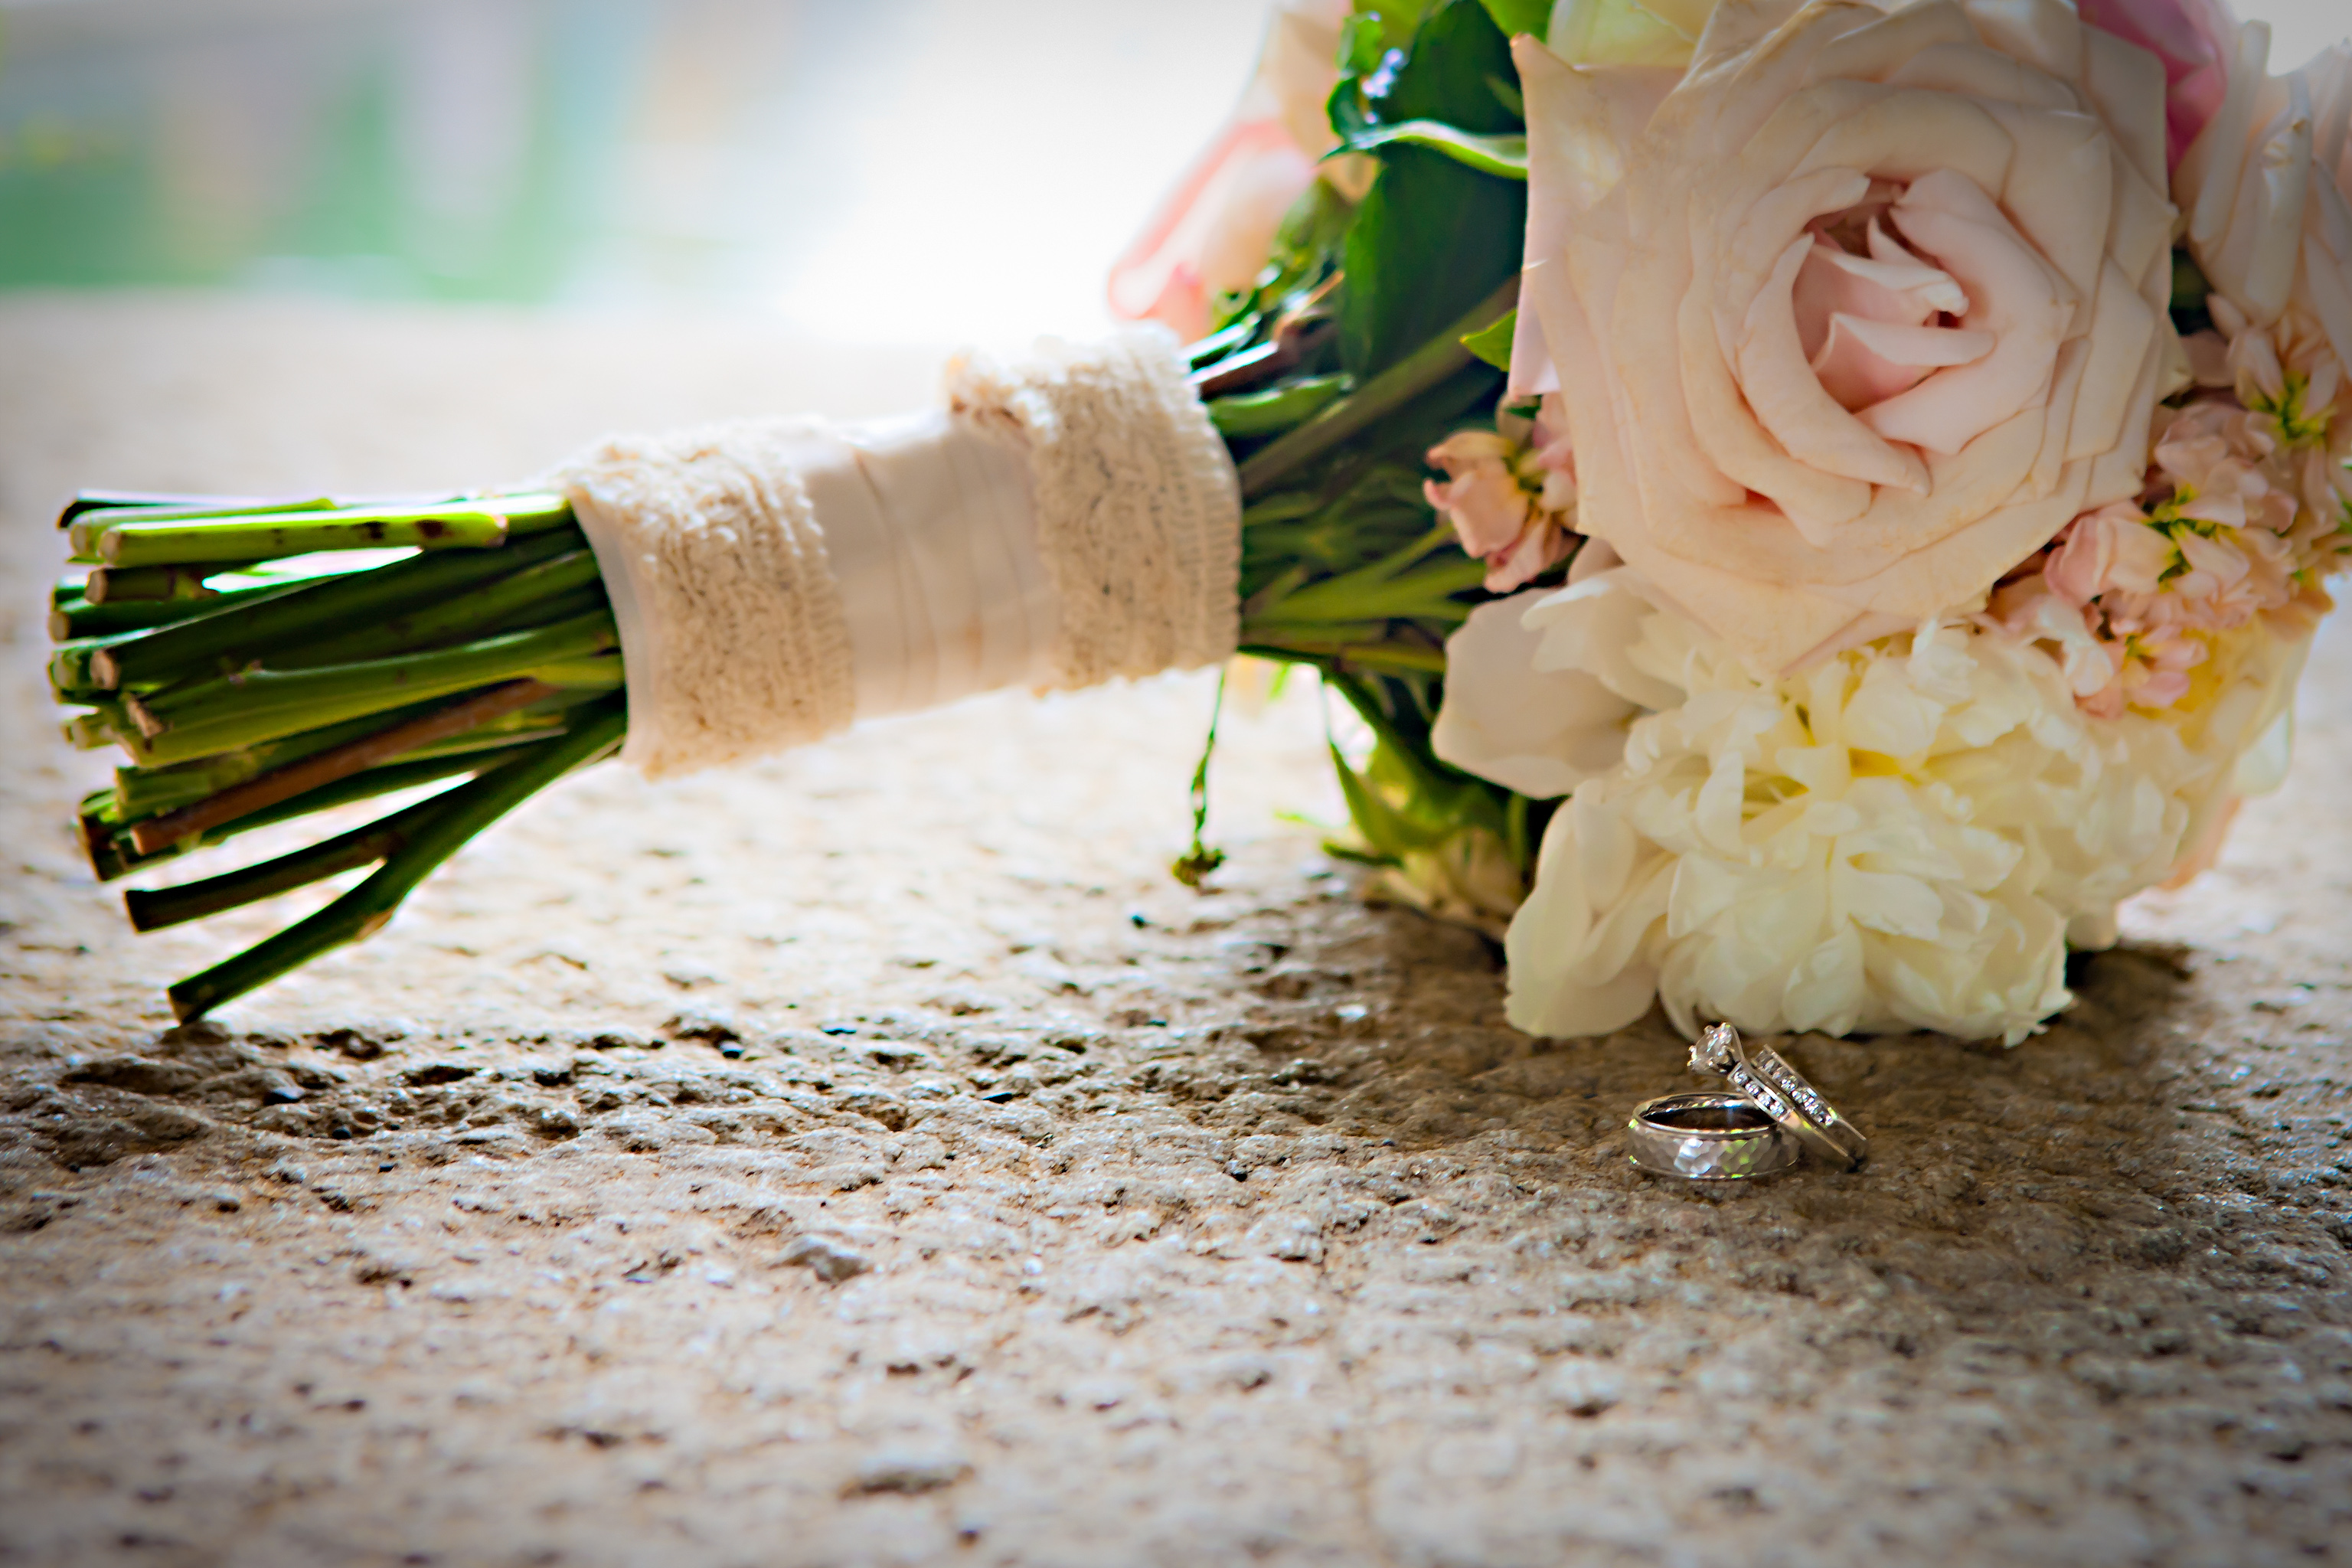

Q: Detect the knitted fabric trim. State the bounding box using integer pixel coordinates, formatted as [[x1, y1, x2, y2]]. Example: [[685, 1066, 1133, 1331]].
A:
[[559, 418, 854, 780], [944, 324, 1242, 689], [559, 327, 1240, 779]]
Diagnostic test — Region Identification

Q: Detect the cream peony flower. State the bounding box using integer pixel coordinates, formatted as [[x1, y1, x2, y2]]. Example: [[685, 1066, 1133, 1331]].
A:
[[1431, 568, 1659, 797], [1442, 568, 2299, 1043], [1514, 0, 2180, 676]]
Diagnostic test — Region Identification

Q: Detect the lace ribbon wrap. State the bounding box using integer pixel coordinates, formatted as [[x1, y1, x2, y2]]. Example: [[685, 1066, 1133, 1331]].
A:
[[557, 325, 1240, 779]]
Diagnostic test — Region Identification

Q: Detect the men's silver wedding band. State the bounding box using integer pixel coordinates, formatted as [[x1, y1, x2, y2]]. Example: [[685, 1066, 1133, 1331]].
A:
[[1625, 1092, 1799, 1181]]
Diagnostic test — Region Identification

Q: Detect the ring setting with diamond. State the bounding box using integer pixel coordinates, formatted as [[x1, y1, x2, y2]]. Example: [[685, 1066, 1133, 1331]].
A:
[[1627, 1022, 1868, 1181]]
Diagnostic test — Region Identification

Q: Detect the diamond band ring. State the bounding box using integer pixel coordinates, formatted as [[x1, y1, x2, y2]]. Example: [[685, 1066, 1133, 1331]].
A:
[[1625, 1091, 1802, 1181], [1689, 1022, 1868, 1171]]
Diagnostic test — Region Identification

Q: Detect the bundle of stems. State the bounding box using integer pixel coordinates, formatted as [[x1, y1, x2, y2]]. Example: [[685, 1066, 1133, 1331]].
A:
[[44, 0, 1539, 1017], [49, 490, 627, 1020]]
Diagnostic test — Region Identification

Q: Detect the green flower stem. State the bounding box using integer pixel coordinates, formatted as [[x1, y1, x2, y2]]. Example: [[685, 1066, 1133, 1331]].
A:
[[94, 525, 582, 691], [275, 547, 603, 670], [62, 708, 127, 750], [515, 655, 626, 688], [54, 599, 195, 641], [474, 583, 610, 639], [83, 554, 396, 604], [114, 694, 457, 818], [64, 495, 338, 539], [126, 679, 560, 855], [83, 508, 501, 566], [49, 639, 121, 704], [123, 731, 578, 933], [126, 817, 414, 932], [166, 702, 627, 1021], [1248, 524, 1482, 623], [1236, 274, 1517, 498], [1243, 619, 1393, 647], [52, 580, 289, 640], [74, 492, 573, 567], [111, 690, 595, 822], [126, 612, 617, 762], [87, 747, 542, 884], [83, 564, 260, 603], [1208, 374, 1353, 439], [387, 720, 569, 764], [1240, 639, 1449, 675]]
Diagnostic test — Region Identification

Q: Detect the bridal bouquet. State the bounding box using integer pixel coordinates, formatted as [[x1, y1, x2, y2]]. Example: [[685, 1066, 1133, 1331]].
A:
[[41, 0, 2351, 1051]]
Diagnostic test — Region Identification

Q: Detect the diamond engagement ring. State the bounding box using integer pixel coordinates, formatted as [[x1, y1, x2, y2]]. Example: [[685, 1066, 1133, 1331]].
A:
[[1690, 1022, 1869, 1171], [1625, 1091, 1801, 1181]]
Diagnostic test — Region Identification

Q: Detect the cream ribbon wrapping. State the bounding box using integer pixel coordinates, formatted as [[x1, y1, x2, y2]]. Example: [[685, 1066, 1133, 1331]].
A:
[[556, 326, 1240, 779]]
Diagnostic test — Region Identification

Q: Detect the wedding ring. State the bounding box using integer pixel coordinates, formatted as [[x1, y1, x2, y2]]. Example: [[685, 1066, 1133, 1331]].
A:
[[1690, 1022, 1868, 1171], [1625, 1091, 1800, 1181]]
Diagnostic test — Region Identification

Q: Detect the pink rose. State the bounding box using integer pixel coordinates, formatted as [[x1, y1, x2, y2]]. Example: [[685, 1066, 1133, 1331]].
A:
[[2177, 33, 2352, 381], [2079, 0, 2233, 170], [1107, 0, 1372, 341], [1516, 0, 2177, 675]]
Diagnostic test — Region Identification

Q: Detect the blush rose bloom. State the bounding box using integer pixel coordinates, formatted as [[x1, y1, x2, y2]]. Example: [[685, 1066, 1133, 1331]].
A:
[[1107, 0, 1374, 341], [2176, 27, 2352, 394], [1514, 0, 2180, 676]]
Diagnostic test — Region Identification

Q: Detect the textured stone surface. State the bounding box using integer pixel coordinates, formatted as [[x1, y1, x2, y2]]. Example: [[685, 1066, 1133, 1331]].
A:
[[2, 296, 2350, 1567]]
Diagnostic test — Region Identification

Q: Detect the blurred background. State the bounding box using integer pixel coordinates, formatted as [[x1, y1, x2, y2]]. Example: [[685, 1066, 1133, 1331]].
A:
[[0, 0, 1274, 346], [0, 0, 2342, 344]]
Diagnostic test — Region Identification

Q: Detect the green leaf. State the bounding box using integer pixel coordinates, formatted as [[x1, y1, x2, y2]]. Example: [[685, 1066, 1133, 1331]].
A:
[[1478, 0, 1554, 40], [1337, 120, 1527, 179], [1461, 309, 1517, 371], [1329, 743, 1452, 856], [1337, 0, 1528, 378], [1353, 2, 1445, 54], [1380, 0, 1523, 130], [1266, 552, 1486, 625], [1338, 11, 1390, 74]]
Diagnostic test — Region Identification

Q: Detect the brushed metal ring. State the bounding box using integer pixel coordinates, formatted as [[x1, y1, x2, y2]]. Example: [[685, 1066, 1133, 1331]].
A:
[[1625, 1091, 1801, 1181]]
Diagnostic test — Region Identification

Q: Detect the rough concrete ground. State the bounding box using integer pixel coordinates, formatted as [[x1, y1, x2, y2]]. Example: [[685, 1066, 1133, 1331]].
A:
[[2, 296, 2350, 1568]]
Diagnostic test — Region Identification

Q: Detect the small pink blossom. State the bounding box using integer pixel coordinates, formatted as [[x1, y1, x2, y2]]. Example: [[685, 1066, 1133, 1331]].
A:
[[1988, 574, 2122, 701], [2045, 502, 2174, 603], [1997, 564, 2208, 720], [1426, 434, 1531, 553], [1426, 406, 1579, 594], [2115, 632, 2205, 714]]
